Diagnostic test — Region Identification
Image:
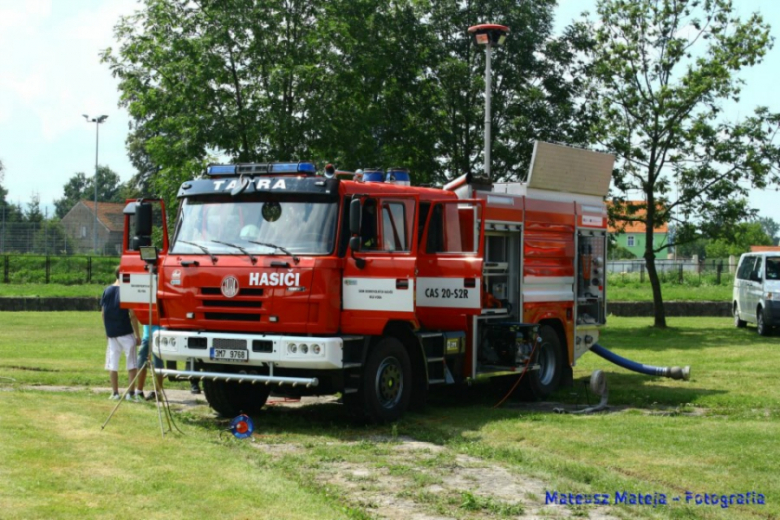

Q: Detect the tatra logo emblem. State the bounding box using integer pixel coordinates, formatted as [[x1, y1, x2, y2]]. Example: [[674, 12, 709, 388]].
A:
[[221, 276, 239, 298]]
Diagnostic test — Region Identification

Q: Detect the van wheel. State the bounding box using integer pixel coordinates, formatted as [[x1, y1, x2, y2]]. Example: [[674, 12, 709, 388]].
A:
[[359, 337, 412, 423], [757, 308, 771, 336], [734, 304, 746, 328], [525, 325, 564, 399]]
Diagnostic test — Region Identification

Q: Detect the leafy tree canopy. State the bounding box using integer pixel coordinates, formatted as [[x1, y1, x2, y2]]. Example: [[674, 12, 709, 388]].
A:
[[54, 166, 125, 218], [103, 0, 592, 214], [705, 222, 773, 258], [584, 0, 780, 326]]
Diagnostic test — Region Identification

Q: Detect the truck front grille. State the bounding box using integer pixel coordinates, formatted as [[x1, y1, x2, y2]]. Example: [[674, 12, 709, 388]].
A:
[[204, 313, 260, 322], [213, 338, 248, 349]]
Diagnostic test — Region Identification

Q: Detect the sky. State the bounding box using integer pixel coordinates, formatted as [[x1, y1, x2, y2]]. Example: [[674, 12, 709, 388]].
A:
[[0, 0, 779, 221]]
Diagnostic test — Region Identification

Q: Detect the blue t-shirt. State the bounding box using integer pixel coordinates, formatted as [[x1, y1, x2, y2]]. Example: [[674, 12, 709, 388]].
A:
[[142, 324, 161, 341], [100, 285, 134, 338]]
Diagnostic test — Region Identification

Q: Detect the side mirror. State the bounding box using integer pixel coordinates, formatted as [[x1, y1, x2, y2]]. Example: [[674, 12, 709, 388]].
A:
[[349, 236, 361, 253], [349, 236, 365, 269], [135, 202, 153, 236], [349, 198, 362, 235]]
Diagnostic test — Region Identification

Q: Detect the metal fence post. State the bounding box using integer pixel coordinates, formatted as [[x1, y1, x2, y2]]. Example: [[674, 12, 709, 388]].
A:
[[45, 255, 50, 284], [3, 255, 8, 283], [717, 262, 723, 285], [678, 263, 683, 284], [640, 264, 645, 283], [87, 256, 92, 283]]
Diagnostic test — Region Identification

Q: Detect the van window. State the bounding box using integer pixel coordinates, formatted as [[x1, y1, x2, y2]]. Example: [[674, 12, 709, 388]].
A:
[[766, 257, 780, 281], [737, 256, 755, 280], [750, 257, 763, 282]]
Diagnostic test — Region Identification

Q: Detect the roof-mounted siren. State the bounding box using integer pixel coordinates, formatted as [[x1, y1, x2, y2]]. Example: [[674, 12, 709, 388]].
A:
[[205, 162, 317, 177], [361, 168, 384, 183], [323, 163, 336, 179], [385, 168, 411, 186]]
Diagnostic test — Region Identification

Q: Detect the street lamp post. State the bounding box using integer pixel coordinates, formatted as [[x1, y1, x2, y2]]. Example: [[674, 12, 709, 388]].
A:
[[467, 24, 509, 180], [83, 114, 108, 254]]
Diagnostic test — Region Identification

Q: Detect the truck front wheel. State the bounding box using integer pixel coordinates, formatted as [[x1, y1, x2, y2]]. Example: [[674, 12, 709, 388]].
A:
[[203, 378, 271, 417], [358, 337, 412, 423]]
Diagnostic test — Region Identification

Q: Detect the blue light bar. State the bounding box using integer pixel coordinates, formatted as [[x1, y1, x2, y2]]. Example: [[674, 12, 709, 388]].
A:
[[362, 168, 384, 183], [386, 168, 411, 186], [206, 165, 237, 175], [206, 162, 317, 176]]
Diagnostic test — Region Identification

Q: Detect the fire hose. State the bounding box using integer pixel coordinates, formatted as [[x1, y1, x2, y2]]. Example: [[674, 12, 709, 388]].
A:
[[590, 343, 690, 381]]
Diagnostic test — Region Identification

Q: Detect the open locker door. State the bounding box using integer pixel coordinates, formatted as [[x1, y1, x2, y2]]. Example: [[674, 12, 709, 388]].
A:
[[119, 199, 168, 326], [416, 199, 485, 330]]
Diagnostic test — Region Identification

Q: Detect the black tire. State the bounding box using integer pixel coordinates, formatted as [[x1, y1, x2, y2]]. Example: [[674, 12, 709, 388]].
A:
[[525, 325, 564, 399], [734, 303, 747, 328], [757, 308, 771, 337], [203, 379, 271, 417], [357, 337, 413, 423]]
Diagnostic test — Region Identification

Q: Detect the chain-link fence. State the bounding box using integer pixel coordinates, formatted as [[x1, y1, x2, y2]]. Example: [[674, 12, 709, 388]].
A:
[[0, 220, 80, 255], [607, 258, 732, 285], [1, 255, 119, 284]]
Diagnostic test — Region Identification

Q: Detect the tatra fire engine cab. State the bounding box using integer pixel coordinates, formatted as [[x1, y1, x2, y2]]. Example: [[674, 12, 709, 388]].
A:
[[120, 142, 614, 422]]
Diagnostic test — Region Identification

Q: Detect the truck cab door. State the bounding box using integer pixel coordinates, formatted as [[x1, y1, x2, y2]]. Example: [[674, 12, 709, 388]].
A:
[[342, 195, 419, 335], [416, 200, 485, 330], [119, 199, 169, 325]]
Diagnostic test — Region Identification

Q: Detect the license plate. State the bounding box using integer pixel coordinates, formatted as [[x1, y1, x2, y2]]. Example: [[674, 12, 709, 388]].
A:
[[209, 348, 248, 362]]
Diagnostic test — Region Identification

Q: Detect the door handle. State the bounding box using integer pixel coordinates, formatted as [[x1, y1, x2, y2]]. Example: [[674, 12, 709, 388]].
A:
[[396, 279, 409, 290]]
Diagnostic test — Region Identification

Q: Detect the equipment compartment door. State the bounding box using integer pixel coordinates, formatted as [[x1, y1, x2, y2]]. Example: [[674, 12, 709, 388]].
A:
[[416, 200, 485, 330]]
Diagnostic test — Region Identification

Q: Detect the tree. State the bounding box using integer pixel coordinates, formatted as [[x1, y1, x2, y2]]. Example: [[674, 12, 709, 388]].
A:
[[705, 222, 772, 258], [54, 166, 124, 218], [25, 193, 44, 224], [758, 216, 780, 246], [584, 0, 780, 327], [103, 0, 593, 214]]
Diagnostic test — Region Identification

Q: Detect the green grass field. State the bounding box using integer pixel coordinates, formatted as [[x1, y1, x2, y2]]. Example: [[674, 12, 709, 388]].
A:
[[1, 313, 777, 519], [0, 281, 734, 301]]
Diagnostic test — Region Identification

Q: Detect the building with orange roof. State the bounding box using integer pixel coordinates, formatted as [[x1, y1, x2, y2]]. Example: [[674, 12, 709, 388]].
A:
[[61, 200, 125, 254], [608, 202, 669, 258]]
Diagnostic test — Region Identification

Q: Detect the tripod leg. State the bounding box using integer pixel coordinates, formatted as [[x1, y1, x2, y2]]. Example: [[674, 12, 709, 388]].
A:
[[102, 361, 146, 431]]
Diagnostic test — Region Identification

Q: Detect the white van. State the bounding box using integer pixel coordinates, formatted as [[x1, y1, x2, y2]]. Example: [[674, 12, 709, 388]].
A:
[[733, 252, 780, 336]]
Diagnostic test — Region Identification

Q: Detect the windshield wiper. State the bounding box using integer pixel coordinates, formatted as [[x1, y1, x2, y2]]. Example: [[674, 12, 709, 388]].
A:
[[177, 240, 218, 264], [246, 240, 300, 264], [210, 240, 257, 264]]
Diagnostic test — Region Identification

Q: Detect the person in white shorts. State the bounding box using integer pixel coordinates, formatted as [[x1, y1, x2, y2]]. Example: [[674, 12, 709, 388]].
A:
[[101, 266, 141, 400]]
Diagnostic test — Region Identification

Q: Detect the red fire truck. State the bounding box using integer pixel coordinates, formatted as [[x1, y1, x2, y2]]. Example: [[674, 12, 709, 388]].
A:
[[119, 141, 614, 422]]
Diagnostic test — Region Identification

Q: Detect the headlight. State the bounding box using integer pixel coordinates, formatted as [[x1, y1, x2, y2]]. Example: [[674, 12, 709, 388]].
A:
[[154, 336, 160, 347], [300, 344, 309, 354], [312, 344, 321, 355], [162, 337, 169, 347], [170, 337, 177, 347], [288, 343, 297, 354]]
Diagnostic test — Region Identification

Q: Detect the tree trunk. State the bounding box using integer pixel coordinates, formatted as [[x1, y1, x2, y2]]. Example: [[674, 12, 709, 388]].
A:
[[644, 204, 667, 328]]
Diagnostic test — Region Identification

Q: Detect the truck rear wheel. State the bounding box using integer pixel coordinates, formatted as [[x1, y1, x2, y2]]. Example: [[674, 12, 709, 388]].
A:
[[524, 325, 564, 399], [203, 379, 271, 417], [353, 337, 412, 423]]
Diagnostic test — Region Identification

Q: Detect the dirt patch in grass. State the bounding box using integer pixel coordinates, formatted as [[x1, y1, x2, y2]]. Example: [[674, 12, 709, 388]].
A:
[[20, 386, 624, 519]]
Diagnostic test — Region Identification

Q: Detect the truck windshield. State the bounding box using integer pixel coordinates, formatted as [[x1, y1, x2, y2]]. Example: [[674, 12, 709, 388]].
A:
[[171, 197, 338, 256]]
